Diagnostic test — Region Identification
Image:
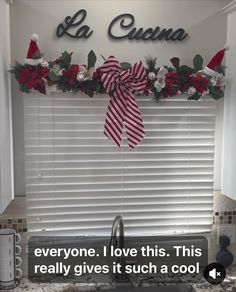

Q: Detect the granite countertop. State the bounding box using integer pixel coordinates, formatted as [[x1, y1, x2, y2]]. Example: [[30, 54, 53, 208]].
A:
[[4, 266, 236, 292], [129, 266, 236, 292]]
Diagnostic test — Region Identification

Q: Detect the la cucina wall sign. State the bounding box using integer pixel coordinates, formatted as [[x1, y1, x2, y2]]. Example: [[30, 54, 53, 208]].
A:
[[56, 9, 188, 42]]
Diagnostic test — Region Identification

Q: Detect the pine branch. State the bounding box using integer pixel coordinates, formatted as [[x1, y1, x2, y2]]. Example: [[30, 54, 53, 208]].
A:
[[145, 56, 157, 73]]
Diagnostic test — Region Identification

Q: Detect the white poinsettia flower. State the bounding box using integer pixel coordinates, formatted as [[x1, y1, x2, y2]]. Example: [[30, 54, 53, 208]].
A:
[[154, 79, 165, 92], [153, 67, 168, 92], [77, 65, 94, 81], [79, 65, 87, 73], [187, 86, 197, 95], [77, 72, 85, 82], [41, 60, 49, 68], [154, 81, 162, 92], [52, 64, 60, 72], [211, 73, 226, 87], [52, 64, 63, 76], [157, 67, 168, 78], [58, 69, 64, 76], [210, 77, 217, 86], [148, 72, 156, 80]]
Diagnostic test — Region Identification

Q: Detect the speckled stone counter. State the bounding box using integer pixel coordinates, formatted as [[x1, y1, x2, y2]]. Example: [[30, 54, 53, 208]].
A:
[[2, 280, 114, 292], [129, 266, 236, 292], [3, 266, 236, 292]]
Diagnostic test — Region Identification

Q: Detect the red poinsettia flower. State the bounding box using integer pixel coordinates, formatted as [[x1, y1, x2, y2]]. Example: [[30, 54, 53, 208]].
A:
[[18, 65, 49, 94], [162, 71, 180, 97], [63, 64, 80, 79], [190, 73, 209, 94], [34, 78, 47, 94], [61, 64, 80, 89], [70, 64, 80, 74], [36, 66, 49, 78], [19, 67, 33, 86], [93, 68, 103, 81], [180, 73, 192, 93], [165, 72, 179, 84], [27, 78, 36, 89]]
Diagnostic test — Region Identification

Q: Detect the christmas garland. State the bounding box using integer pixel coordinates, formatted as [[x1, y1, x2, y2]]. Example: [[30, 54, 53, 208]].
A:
[[10, 34, 228, 148], [10, 35, 227, 101]]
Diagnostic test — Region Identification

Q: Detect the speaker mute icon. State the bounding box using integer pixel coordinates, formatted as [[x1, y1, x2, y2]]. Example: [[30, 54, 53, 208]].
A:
[[204, 263, 226, 284]]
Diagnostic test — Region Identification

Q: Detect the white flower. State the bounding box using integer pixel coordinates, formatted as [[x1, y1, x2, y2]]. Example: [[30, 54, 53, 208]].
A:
[[79, 65, 87, 73], [148, 72, 156, 80], [77, 72, 85, 82], [187, 87, 197, 96], [51, 64, 63, 76], [153, 67, 168, 92], [52, 64, 60, 72], [77, 65, 94, 81], [154, 79, 165, 92], [210, 77, 217, 86], [58, 69, 64, 76], [41, 60, 49, 68], [210, 73, 226, 87], [158, 67, 168, 78]]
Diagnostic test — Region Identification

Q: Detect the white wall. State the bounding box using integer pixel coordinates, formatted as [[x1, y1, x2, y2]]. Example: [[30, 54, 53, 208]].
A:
[[10, 0, 230, 196], [11, 0, 230, 64]]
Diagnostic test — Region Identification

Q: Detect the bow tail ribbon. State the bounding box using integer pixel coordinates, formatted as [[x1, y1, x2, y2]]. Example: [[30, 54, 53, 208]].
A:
[[103, 85, 124, 148], [104, 86, 145, 149]]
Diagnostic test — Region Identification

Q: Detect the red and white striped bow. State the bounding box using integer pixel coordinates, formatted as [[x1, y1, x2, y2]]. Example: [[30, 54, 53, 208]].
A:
[[99, 56, 147, 149]]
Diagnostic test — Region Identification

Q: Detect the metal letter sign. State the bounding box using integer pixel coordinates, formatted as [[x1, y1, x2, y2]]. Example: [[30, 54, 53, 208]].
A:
[[56, 10, 188, 42]]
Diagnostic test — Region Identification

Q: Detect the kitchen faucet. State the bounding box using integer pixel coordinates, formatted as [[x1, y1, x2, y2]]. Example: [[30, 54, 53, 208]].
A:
[[110, 215, 124, 249], [109, 215, 126, 275], [109, 216, 133, 288]]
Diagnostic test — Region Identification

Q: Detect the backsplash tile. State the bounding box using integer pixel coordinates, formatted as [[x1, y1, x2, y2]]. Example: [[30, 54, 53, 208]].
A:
[[0, 217, 27, 233], [1, 212, 235, 233], [213, 211, 236, 225], [1, 210, 235, 233]]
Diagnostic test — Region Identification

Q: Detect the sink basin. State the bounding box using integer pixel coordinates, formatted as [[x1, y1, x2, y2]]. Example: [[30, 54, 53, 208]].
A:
[[99, 285, 194, 292]]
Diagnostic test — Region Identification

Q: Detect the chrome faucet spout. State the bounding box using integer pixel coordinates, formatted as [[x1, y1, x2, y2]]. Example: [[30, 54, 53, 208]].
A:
[[109, 215, 125, 274], [110, 215, 124, 250]]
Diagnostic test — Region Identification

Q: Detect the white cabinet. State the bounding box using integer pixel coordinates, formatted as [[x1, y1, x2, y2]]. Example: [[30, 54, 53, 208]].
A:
[[222, 1, 236, 200], [0, 0, 14, 213]]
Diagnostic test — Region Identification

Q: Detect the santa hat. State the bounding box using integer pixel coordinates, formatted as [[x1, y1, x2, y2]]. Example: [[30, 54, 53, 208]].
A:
[[24, 34, 43, 66], [203, 46, 229, 77]]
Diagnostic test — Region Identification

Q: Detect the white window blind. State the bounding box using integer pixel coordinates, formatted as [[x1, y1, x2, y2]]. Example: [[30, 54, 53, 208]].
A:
[[24, 93, 216, 236]]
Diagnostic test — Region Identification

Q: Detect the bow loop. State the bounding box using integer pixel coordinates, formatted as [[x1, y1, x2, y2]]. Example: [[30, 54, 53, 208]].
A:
[[99, 56, 121, 94], [129, 61, 148, 92], [99, 57, 147, 149], [99, 56, 121, 74]]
